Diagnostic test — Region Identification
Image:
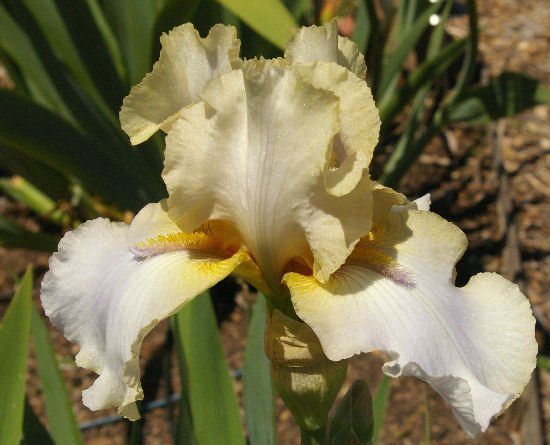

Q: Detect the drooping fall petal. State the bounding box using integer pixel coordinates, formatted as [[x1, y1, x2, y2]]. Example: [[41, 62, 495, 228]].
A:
[[41, 202, 256, 419], [284, 194, 537, 437]]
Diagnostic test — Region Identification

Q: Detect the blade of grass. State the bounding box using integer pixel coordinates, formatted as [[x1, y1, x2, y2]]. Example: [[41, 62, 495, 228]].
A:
[[0, 4, 70, 117], [51, 0, 126, 112], [171, 316, 197, 445], [445, 0, 478, 105], [379, 36, 467, 130], [100, 0, 156, 85], [377, 1, 441, 104], [31, 307, 83, 445], [2, 0, 126, 141], [86, 0, 126, 80], [214, 0, 296, 50], [351, 0, 369, 54], [172, 291, 244, 445], [0, 267, 33, 445], [371, 375, 391, 445], [243, 292, 275, 445], [21, 0, 100, 103]]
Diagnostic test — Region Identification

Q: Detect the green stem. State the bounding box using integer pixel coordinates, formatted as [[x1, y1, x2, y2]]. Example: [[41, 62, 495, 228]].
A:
[[300, 427, 325, 445]]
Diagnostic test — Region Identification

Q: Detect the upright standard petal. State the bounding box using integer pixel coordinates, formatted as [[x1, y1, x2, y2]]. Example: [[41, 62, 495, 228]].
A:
[[120, 23, 241, 145], [163, 61, 372, 288], [41, 202, 256, 419], [284, 19, 367, 79], [284, 196, 537, 436], [294, 61, 380, 196]]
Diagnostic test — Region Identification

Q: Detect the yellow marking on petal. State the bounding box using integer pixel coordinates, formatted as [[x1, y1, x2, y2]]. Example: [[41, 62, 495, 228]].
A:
[[131, 230, 236, 259]]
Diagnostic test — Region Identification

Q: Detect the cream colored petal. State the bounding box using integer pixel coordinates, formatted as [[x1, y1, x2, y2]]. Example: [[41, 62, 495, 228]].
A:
[[40, 203, 252, 418], [285, 19, 338, 65], [295, 61, 380, 196], [336, 36, 367, 79], [285, 208, 536, 437], [285, 19, 367, 79], [163, 61, 372, 288], [120, 23, 241, 145]]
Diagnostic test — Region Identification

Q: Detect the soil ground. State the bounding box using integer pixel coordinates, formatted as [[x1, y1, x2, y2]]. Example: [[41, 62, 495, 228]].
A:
[[1, 0, 549, 444]]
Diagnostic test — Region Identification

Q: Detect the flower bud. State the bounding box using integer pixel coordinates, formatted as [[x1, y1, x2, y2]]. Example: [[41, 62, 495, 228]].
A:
[[265, 309, 347, 434]]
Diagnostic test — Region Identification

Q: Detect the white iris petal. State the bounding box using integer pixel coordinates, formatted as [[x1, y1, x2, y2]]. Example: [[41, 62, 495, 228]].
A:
[[284, 195, 537, 437], [41, 202, 254, 418]]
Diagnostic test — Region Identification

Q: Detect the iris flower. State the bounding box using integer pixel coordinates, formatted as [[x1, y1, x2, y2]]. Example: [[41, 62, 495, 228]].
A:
[[41, 20, 536, 437]]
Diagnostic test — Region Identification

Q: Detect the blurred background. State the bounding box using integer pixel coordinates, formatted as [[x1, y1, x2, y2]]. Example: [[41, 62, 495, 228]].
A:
[[0, 0, 549, 443]]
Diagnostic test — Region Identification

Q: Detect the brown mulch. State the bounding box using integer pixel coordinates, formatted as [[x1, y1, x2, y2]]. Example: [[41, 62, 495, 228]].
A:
[[1, 0, 550, 444]]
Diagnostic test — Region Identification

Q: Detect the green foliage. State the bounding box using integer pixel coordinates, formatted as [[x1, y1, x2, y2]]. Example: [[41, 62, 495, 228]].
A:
[[31, 307, 83, 445], [0, 267, 33, 445], [371, 375, 391, 445], [172, 292, 244, 445], [329, 380, 374, 445], [351, 0, 550, 187], [444, 71, 550, 124], [243, 293, 276, 445]]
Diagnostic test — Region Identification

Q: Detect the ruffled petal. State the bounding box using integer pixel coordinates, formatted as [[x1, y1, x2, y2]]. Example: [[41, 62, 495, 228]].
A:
[[40, 202, 254, 419], [284, 206, 536, 437], [294, 61, 379, 196], [120, 23, 241, 145], [163, 60, 372, 288], [285, 19, 367, 79]]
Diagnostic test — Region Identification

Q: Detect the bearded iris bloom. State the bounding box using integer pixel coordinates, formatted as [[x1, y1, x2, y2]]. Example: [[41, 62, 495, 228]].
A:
[[41, 20, 536, 438]]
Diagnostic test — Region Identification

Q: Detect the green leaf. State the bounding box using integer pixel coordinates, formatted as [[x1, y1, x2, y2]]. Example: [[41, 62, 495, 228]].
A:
[[351, 0, 369, 54], [0, 267, 33, 445], [31, 307, 83, 445], [1, 0, 121, 140], [214, 0, 296, 50], [20, 0, 100, 103], [0, 215, 59, 251], [172, 320, 197, 445], [444, 72, 550, 124], [51, 0, 126, 112], [329, 380, 373, 445], [0, 89, 159, 211], [377, 1, 441, 103], [23, 397, 55, 445], [172, 292, 244, 445], [379, 36, 467, 129], [86, 0, 126, 80], [100, 0, 157, 85], [371, 375, 391, 445], [243, 292, 275, 445], [0, 4, 69, 117]]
